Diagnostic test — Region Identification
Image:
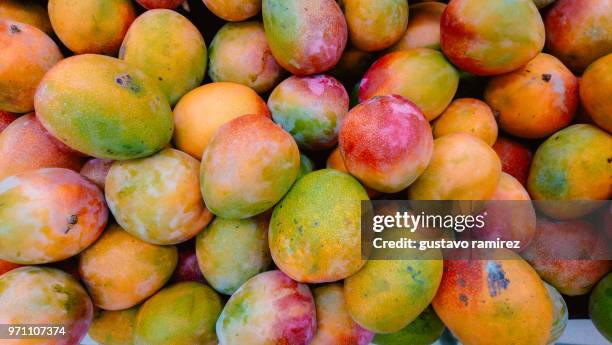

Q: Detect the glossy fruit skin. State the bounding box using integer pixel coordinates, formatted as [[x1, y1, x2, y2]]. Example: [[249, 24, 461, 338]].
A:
[[339, 95, 433, 193], [269, 169, 368, 283], [433, 251, 553, 345], [35, 54, 174, 160], [310, 284, 374, 345], [196, 215, 271, 295], [134, 282, 222, 345], [389, 2, 446, 52], [432, 98, 497, 146], [135, 0, 184, 9], [326, 147, 380, 198], [0, 0, 53, 34], [172, 242, 207, 284], [589, 273, 612, 342], [106, 148, 213, 245], [216, 270, 317, 345], [440, 0, 545, 76], [48, 0, 135, 55], [0, 20, 62, 113], [580, 53, 612, 133], [209, 21, 284, 94], [80, 158, 113, 190], [172, 82, 270, 159], [269, 75, 349, 150], [78, 224, 178, 310], [200, 114, 300, 219], [0, 267, 94, 345], [485, 53, 578, 139], [263, 0, 347, 75], [0, 111, 16, 133], [521, 219, 612, 296], [89, 306, 139, 345], [527, 124, 612, 219], [0, 168, 107, 264], [372, 306, 445, 345], [492, 136, 533, 187], [344, 258, 444, 333], [0, 113, 84, 181], [544, 282, 568, 345], [409, 133, 501, 200], [358, 49, 459, 121], [203, 0, 261, 21], [544, 0, 612, 73], [341, 0, 408, 52]]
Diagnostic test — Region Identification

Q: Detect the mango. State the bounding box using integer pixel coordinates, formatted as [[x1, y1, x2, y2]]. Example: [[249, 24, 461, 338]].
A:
[[89, 307, 139, 345], [388, 2, 446, 52], [298, 153, 314, 178], [80, 158, 113, 190], [0, 259, 20, 276], [544, 282, 568, 345], [492, 137, 533, 187], [203, 0, 261, 21], [432, 98, 497, 146], [328, 47, 373, 85], [135, 0, 184, 9], [326, 147, 380, 198], [372, 306, 445, 345], [0, 0, 52, 34], [0, 110, 16, 133], [589, 273, 612, 342], [580, 53, 612, 133]]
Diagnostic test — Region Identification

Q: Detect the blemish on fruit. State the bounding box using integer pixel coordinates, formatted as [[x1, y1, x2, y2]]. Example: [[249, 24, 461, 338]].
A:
[[486, 262, 510, 297]]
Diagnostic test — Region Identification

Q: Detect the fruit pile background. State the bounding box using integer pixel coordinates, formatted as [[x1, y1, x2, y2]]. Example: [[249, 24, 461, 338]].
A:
[[0, 0, 611, 344]]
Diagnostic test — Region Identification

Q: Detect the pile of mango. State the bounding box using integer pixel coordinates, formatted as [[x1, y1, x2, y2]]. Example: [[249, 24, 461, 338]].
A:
[[0, 0, 611, 344]]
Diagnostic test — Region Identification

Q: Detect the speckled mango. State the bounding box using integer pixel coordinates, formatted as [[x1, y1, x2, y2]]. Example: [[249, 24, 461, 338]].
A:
[[326, 147, 380, 198], [89, 306, 139, 345], [120, 9, 207, 106], [0, 20, 62, 113], [0, 0, 52, 34], [358, 49, 459, 121], [432, 98, 498, 146], [203, 0, 261, 21], [263, 0, 347, 75], [106, 148, 213, 245], [0, 267, 93, 345], [78, 224, 178, 310], [200, 114, 300, 219], [580, 53, 612, 133], [35, 54, 174, 160], [269, 169, 368, 283], [440, 0, 545, 76], [388, 2, 446, 52], [372, 306, 445, 345], [0, 168, 107, 264]]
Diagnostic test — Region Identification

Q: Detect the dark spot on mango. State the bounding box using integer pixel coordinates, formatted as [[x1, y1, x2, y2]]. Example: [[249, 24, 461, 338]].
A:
[[68, 215, 78, 225], [541, 74, 552, 82], [115, 74, 141, 93], [9, 25, 20, 34], [607, 157, 611, 164], [486, 262, 510, 297], [459, 293, 468, 306]]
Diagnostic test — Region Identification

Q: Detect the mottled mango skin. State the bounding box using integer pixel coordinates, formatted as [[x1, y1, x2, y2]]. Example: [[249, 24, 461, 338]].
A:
[[440, 0, 545, 76], [196, 215, 272, 295], [372, 306, 444, 345], [527, 124, 612, 219], [0, 267, 93, 345], [344, 258, 443, 333], [263, 0, 347, 75], [545, 0, 612, 73], [409, 133, 501, 200], [485, 53, 578, 139], [580, 53, 612, 133], [120, 9, 207, 106], [78, 224, 178, 310], [0, 114, 84, 181], [0, 259, 20, 276], [48, 0, 135, 55], [80, 158, 113, 190], [106, 148, 213, 245], [432, 98, 497, 146], [134, 282, 222, 345], [0, 168, 107, 264], [589, 273, 612, 342], [326, 147, 380, 198], [270, 169, 368, 283], [341, 0, 408, 52], [173, 82, 270, 159], [203, 0, 260, 21], [209, 22, 284, 94], [269, 75, 349, 150], [492, 136, 533, 187], [0, 20, 62, 113], [135, 0, 184, 9], [217, 270, 316, 345], [35, 54, 174, 160], [339, 95, 433, 193], [89, 307, 139, 345], [433, 251, 553, 345], [358, 49, 459, 121], [544, 282, 568, 345], [389, 2, 445, 52], [0, 111, 16, 132], [201, 114, 300, 219], [0, 0, 52, 34], [311, 284, 374, 345]]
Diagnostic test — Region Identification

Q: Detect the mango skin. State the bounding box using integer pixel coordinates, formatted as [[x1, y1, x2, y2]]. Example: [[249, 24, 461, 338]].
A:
[[0, 259, 20, 276], [0, 20, 62, 113], [544, 282, 568, 345], [432, 98, 497, 146], [35, 54, 174, 160], [89, 306, 139, 345], [80, 158, 113, 190], [358, 49, 459, 121], [203, 0, 261, 21], [0, 111, 17, 133], [492, 136, 533, 187], [0, 0, 52, 34], [263, 0, 347, 75], [106, 148, 213, 245], [298, 153, 314, 178], [216, 270, 316, 345], [341, 0, 408, 52], [201, 114, 300, 219], [136, 0, 184, 9], [372, 306, 445, 345], [344, 258, 443, 333], [195, 215, 272, 295], [134, 282, 222, 345], [527, 124, 612, 219], [388, 2, 446, 52], [78, 224, 178, 310], [0, 168, 107, 265], [48, 0, 135, 55], [433, 251, 553, 345], [0, 267, 93, 345], [270, 169, 368, 283], [580, 53, 612, 133], [120, 9, 207, 106], [326, 147, 380, 199], [440, 0, 545, 76], [589, 273, 612, 342]]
